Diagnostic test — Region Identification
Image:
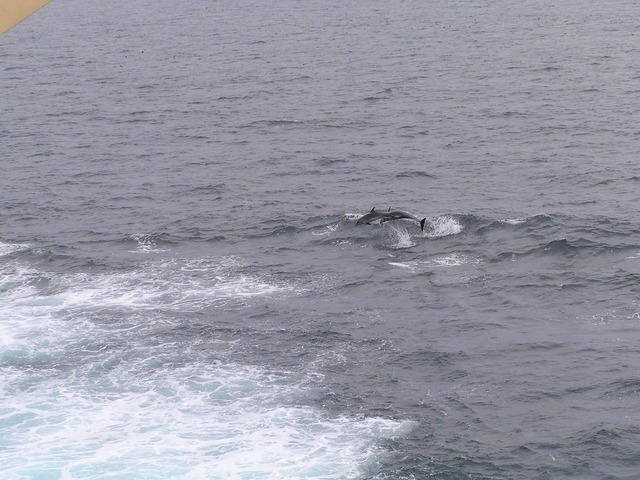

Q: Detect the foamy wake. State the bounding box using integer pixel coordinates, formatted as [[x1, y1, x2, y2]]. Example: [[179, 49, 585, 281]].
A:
[[44, 257, 289, 313], [0, 256, 291, 364], [0, 255, 415, 479], [0, 357, 415, 479]]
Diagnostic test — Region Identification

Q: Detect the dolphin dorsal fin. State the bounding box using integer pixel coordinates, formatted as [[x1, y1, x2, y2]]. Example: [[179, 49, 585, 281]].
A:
[[370, 207, 376, 213]]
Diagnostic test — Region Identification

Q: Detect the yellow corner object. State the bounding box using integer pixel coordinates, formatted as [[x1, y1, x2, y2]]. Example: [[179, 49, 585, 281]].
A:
[[0, 0, 52, 35]]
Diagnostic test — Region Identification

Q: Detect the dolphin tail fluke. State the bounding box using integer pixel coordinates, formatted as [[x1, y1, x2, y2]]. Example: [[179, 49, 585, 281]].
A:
[[420, 218, 426, 232]]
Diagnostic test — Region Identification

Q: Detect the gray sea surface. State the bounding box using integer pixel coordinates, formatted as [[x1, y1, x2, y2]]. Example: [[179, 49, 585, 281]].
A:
[[2, 0, 640, 478]]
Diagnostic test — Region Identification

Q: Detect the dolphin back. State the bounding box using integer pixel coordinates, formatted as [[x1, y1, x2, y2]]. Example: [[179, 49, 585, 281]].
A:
[[356, 207, 381, 225], [356, 207, 426, 230]]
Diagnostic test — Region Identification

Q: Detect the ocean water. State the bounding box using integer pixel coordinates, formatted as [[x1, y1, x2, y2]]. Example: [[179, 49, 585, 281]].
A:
[[2, 0, 640, 478]]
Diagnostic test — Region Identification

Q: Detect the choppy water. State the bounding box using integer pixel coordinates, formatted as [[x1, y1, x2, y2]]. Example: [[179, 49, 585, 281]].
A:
[[2, 0, 640, 478]]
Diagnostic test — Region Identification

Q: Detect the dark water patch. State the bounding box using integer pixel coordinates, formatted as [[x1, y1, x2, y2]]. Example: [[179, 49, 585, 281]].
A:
[[567, 218, 640, 250], [316, 122, 348, 129], [215, 95, 250, 101], [541, 238, 576, 255], [571, 424, 638, 454], [315, 156, 348, 166], [398, 124, 429, 134], [396, 348, 469, 369], [363, 95, 389, 101], [184, 229, 226, 243], [602, 377, 640, 397], [189, 183, 227, 195], [241, 119, 305, 129], [265, 167, 333, 177], [363, 88, 392, 101], [17, 245, 82, 267], [394, 170, 436, 179], [175, 133, 210, 141], [491, 238, 585, 262], [508, 341, 566, 352], [595, 271, 640, 290], [20, 247, 115, 273]]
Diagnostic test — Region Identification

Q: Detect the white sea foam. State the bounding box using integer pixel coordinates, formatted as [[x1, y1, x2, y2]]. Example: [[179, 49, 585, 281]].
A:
[[388, 261, 419, 272], [128, 234, 168, 253], [389, 224, 416, 249], [431, 253, 472, 267], [0, 257, 414, 478], [0, 257, 292, 361], [424, 216, 463, 238], [0, 357, 414, 479], [0, 263, 64, 355], [312, 223, 339, 236], [47, 257, 293, 313], [389, 253, 479, 272], [504, 213, 550, 225], [0, 241, 30, 257]]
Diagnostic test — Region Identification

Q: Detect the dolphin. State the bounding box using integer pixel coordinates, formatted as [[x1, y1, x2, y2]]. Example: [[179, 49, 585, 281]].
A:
[[356, 207, 426, 231]]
